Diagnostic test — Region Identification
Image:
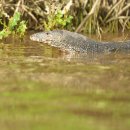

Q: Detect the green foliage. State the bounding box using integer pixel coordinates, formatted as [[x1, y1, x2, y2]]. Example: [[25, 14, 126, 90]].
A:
[[0, 29, 10, 40], [8, 12, 21, 31], [16, 21, 27, 38], [0, 12, 27, 40], [43, 10, 73, 31]]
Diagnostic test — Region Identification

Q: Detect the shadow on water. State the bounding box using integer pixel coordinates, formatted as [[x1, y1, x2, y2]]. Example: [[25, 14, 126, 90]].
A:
[[0, 33, 130, 130]]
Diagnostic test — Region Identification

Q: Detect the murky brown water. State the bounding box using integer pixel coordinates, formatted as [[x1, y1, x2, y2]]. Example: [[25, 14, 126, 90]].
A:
[[0, 32, 130, 130]]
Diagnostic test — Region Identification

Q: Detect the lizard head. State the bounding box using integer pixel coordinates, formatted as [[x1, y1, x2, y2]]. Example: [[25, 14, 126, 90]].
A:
[[30, 30, 64, 48]]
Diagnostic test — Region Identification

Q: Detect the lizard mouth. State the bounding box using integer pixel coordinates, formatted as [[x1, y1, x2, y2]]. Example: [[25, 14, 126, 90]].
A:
[[30, 35, 38, 41], [30, 32, 54, 43], [30, 35, 52, 44]]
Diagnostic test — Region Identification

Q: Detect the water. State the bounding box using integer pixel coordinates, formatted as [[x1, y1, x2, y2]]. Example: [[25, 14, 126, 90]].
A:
[[0, 33, 130, 130]]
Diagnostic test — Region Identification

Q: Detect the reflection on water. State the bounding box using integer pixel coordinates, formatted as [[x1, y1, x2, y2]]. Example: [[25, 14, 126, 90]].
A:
[[0, 33, 130, 130], [0, 38, 62, 58]]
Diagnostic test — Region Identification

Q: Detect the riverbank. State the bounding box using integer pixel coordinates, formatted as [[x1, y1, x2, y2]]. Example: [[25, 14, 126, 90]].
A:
[[0, 0, 130, 35]]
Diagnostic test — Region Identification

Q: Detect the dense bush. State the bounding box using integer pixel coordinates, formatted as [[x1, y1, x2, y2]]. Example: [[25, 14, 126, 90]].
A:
[[0, 0, 130, 35]]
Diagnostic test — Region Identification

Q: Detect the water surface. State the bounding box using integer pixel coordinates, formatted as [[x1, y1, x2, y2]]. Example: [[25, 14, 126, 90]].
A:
[[0, 33, 130, 130]]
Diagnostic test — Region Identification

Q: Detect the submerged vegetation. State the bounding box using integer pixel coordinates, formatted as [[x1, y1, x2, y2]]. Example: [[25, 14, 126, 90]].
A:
[[0, 0, 130, 35]]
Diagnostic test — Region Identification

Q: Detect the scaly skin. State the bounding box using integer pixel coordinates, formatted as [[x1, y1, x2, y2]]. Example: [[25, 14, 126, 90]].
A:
[[30, 30, 130, 53]]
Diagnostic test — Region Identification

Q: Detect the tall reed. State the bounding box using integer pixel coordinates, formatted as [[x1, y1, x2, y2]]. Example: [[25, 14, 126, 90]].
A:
[[0, 0, 130, 34]]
